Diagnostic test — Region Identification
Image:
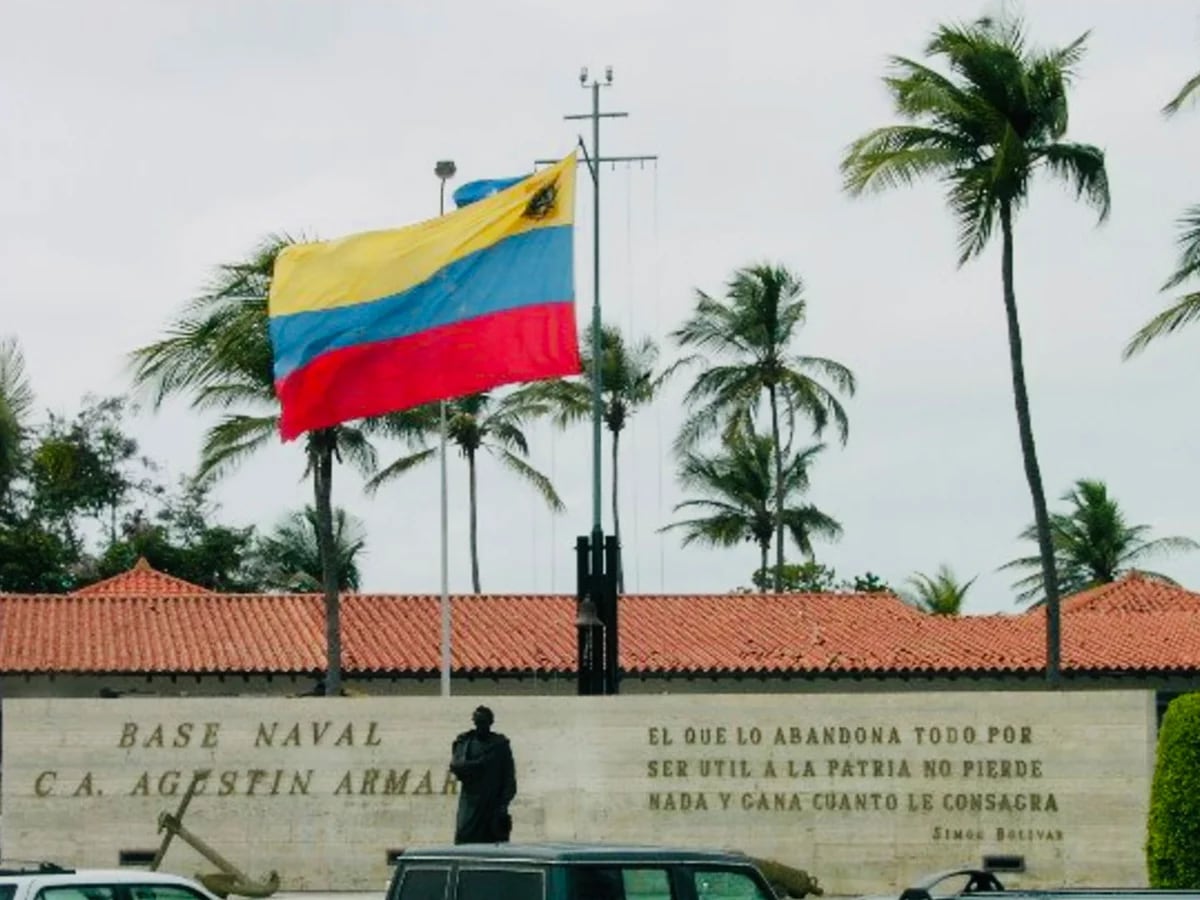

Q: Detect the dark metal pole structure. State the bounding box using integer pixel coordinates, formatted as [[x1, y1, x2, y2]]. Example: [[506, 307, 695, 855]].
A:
[[543, 68, 656, 695]]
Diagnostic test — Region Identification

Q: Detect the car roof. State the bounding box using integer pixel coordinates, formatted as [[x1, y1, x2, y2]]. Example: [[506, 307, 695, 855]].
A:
[[397, 843, 756, 865], [0, 869, 220, 897], [0, 871, 199, 882]]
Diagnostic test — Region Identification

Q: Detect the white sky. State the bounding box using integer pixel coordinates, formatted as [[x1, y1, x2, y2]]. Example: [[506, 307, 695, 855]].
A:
[[2, 1, 1198, 612]]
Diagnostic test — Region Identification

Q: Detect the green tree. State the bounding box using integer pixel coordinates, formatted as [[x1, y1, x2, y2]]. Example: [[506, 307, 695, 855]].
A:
[[905, 564, 975, 615], [520, 323, 675, 590], [253, 505, 366, 592], [1147, 693, 1200, 887], [0, 519, 76, 592], [28, 397, 156, 549], [1002, 478, 1197, 605], [130, 234, 380, 694], [1124, 72, 1200, 358], [368, 391, 562, 594], [841, 15, 1110, 680], [664, 426, 842, 582], [87, 477, 262, 592], [0, 385, 160, 593], [0, 336, 35, 506], [673, 264, 855, 592], [748, 560, 838, 593], [845, 571, 893, 593]]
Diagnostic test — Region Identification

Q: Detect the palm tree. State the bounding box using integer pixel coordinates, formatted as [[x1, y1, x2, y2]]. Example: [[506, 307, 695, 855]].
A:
[[841, 15, 1110, 682], [368, 391, 562, 594], [0, 336, 35, 504], [130, 234, 381, 695], [519, 323, 675, 590], [672, 264, 855, 593], [1002, 478, 1198, 605], [1124, 70, 1200, 357], [256, 505, 366, 592], [905, 565, 976, 615], [662, 425, 842, 583]]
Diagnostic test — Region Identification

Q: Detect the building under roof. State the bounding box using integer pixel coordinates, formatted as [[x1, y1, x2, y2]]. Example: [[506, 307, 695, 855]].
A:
[[1, 558, 1199, 699]]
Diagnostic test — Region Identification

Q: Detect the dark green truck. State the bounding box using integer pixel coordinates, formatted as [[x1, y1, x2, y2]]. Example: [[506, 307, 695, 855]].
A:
[[386, 844, 781, 900]]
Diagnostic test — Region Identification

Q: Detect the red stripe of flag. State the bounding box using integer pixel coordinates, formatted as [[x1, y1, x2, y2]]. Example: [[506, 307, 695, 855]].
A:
[[276, 302, 581, 439]]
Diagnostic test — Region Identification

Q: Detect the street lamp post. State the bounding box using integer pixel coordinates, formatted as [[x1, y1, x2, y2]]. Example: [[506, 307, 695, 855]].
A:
[[435, 159, 456, 698]]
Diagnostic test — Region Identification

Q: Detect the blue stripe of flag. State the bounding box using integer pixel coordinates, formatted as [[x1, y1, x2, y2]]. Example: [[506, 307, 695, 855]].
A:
[[268, 225, 574, 381]]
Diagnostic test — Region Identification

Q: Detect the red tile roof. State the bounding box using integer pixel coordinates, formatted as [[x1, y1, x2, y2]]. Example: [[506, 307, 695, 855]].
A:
[[71, 557, 214, 596], [1059, 571, 1200, 614], [1, 565, 1198, 678]]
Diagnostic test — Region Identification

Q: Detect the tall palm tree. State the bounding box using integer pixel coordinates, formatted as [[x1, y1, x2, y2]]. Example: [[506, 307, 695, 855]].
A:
[[520, 322, 675, 590], [662, 425, 842, 583], [1002, 478, 1198, 605], [841, 15, 1110, 682], [130, 234, 380, 695], [905, 565, 976, 616], [672, 264, 855, 593], [256, 505, 366, 592], [0, 336, 35, 504], [367, 391, 563, 594], [1124, 71, 1200, 357]]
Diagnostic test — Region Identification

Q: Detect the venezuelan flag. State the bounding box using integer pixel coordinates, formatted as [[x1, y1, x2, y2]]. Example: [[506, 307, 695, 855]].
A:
[[268, 153, 580, 439]]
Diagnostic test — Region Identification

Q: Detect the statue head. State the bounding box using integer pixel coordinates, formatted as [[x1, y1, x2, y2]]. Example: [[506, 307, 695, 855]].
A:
[[472, 705, 495, 735]]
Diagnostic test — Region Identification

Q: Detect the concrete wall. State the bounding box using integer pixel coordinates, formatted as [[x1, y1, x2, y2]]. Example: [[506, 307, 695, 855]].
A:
[[1, 692, 1156, 894]]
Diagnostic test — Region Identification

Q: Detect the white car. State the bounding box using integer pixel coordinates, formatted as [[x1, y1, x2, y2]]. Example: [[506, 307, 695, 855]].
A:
[[0, 864, 223, 900]]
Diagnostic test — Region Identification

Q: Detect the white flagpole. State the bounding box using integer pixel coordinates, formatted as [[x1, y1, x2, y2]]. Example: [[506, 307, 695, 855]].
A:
[[439, 399, 450, 696], [435, 160, 457, 697]]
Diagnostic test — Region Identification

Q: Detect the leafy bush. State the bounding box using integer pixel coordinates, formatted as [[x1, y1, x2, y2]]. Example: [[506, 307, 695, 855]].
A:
[[1147, 693, 1200, 887]]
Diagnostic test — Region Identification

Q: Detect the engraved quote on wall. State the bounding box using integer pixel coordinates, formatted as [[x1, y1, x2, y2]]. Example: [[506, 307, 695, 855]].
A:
[[644, 720, 1062, 843]]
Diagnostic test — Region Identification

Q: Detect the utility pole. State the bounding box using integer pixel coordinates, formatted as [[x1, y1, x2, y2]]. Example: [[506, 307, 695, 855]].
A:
[[541, 66, 656, 696]]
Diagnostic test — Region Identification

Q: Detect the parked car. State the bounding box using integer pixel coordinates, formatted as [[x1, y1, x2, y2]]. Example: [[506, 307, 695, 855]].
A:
[[879, 867, 1200, 900], [0, 862, 223, 900], [386, 843, 781, 900]]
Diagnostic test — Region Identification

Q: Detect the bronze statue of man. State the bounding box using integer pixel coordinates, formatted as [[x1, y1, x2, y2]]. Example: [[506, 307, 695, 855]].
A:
[[449, 706, 517, 843]]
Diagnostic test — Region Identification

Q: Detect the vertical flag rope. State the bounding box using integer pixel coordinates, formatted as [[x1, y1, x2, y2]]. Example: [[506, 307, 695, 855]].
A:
[[550, 423, 558, 592], [652, 161, 665, 592], [625, 166, 641, 593]]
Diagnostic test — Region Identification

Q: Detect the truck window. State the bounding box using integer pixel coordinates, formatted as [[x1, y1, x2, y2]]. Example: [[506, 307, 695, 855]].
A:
[[570, 867, 672, 900], [456, 867, 544, 900], [691, 869, 772, 900], [396, 868, 451, 900]]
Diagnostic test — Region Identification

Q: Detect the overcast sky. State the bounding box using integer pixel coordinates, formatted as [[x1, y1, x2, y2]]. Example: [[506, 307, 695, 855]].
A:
[[3, 1, 1199, 613]]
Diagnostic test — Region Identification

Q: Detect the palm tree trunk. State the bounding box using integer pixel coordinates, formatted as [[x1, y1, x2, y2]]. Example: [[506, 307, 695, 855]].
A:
[[311, 429, 342, 696], [760, 541, 769, 590], [611, 427, 624, 594], [999, 201, 1061, 685], [768, 383, 785, 593], [468, 447, 481, 594]]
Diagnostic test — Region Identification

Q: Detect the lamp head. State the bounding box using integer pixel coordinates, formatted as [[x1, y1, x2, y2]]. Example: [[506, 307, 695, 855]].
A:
[[605, 65, 613, 84], [579, 66, 588, 85], [435, 160, 457, 180], [576, 595, 602, 628]]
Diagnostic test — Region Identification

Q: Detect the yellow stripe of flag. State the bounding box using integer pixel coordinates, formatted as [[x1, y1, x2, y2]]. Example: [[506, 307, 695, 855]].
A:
[[270, 153, 577, 317]]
